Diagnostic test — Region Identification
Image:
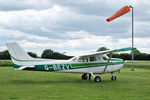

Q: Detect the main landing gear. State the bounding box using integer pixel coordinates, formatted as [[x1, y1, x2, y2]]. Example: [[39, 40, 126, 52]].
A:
[[81, 73, 101, 82], [81, 73, 117, 82], [81, 73, 92, 80], [81, 73, 87, 80], [94, 76, 101, 82]]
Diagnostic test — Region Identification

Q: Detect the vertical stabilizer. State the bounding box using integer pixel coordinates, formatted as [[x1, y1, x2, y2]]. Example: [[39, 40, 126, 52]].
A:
[[6, 42, 34, 69], [6, 42, 33, 60]]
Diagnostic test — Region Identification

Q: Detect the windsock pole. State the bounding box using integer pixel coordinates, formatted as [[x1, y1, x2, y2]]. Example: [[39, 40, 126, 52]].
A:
[[130, 5, 134, 71], [106, 5, 135, 71]]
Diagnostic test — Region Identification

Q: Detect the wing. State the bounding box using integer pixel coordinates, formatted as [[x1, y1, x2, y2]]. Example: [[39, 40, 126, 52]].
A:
[[77, 47, 136, 73], [79, 47, 136, 57]]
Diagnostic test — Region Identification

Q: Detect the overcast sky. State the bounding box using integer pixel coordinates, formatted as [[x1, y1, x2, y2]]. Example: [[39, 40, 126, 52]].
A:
[[0, 0, 150, 56]]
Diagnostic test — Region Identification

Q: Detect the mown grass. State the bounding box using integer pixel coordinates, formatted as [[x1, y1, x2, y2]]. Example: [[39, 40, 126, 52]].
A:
[[0, 60, 13, 66], [125, 60, 150, 69], [0, 60, 150, 100]]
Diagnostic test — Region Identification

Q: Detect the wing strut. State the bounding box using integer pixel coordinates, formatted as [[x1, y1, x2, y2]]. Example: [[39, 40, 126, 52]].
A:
[[103, 53, 113, 73]]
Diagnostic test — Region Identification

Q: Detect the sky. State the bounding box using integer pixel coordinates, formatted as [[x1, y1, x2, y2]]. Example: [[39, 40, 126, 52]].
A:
[[0, 0, 150, 56]]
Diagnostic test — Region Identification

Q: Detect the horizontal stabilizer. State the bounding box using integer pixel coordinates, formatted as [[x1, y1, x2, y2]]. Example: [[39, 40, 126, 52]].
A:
[[17, 65, 34, 70]]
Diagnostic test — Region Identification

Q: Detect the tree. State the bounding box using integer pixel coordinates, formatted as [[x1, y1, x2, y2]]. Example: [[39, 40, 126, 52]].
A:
[[41, 49, 72, 59], [133, 50, 141, 60], [41, 49, 54, 58], [97, 47, 109, 52], [0, 50, 10, 59], [27, 52, 37, 58], [133, 49, 141, 55]]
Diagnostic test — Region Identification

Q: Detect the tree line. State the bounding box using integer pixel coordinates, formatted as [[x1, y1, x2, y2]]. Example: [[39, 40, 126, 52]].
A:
[[0, 47, 150, 60], [0, 49, 72, 60]]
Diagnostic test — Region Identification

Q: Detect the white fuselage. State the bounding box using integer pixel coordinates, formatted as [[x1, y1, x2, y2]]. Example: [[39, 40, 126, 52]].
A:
[[57, 63, 124, 74]]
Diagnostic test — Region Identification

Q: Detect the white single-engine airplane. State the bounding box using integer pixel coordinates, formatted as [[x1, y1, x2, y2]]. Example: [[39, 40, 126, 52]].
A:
[[6, 42, 136, 82]]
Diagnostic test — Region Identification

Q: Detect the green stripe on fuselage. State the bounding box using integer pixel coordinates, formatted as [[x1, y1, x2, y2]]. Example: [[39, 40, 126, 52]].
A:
[[35, 61, 123, 71]]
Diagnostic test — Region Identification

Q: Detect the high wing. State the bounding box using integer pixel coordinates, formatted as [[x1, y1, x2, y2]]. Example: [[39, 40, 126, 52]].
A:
[[79, 47, 136, 57], [76, 47, 136, 73]]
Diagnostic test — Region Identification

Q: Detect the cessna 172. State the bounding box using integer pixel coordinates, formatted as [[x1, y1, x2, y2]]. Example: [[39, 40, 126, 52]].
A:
[[6, 42, 136, 82]]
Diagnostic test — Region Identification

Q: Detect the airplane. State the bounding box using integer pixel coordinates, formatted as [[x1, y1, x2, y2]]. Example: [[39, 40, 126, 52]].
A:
[[6, 42, 136, 82]]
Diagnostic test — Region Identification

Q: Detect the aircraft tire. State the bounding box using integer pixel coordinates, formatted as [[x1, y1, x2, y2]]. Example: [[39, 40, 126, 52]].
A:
[[111, 76, 117, 81], [94, 76, 101, 82], [81, 74, 87, 80]]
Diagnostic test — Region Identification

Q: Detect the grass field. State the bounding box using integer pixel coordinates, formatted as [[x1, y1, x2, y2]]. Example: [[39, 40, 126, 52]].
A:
[[0, 60, 150, 100], [0, 60, 13, 66]]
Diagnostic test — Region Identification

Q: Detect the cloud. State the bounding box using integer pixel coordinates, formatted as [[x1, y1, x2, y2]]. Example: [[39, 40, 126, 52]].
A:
[[1, 29, 150, 56], [0, 27, 50, 41], [0, 0, 150, 56], [0, 4, 132, 39], [0, 0, 52, 11]]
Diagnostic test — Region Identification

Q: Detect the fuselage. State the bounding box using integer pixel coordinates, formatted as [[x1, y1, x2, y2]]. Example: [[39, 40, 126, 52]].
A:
[[13, 57, 124, 74]]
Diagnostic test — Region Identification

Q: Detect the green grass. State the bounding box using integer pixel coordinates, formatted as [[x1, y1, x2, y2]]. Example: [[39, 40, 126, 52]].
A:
[[0, 61, 150, 100], [126, 60, 150, 69], [0, 60, 13, 66]]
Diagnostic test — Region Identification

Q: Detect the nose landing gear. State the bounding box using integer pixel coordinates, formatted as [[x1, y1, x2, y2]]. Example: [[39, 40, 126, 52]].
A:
[[111, 73, 117, 81], [111, 75, 117, 81]]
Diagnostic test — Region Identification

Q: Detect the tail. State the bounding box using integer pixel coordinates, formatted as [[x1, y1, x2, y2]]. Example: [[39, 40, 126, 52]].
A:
[[6, 42, 35, 69]]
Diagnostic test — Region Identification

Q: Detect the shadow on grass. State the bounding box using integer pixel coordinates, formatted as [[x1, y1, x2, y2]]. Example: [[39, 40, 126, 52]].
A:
[[8, 78, 118, 85]]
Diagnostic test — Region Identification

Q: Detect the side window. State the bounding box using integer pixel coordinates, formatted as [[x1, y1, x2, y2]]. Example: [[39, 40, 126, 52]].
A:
[[78, 56, 97, 62], [90, 56, 96, 62], [84, 58, 88, 62], [78, 57, 88, 62], [78, 57, 84, 62], [96, 55, 102, 61]]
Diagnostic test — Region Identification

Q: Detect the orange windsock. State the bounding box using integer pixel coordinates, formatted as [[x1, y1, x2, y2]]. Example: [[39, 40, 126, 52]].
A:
[[106, 5, 130, 22]]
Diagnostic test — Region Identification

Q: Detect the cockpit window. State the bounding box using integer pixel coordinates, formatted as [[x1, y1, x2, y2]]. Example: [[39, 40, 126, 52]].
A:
[[90, 56, 96, 62], [96, 55, 101, 61]]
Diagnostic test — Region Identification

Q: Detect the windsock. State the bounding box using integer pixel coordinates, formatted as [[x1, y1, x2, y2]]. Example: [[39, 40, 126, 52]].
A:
[[106, 5, 130, 22]]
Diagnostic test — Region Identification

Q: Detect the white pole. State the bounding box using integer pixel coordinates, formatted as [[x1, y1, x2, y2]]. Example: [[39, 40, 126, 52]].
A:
[[129, 5, 134, 71]]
